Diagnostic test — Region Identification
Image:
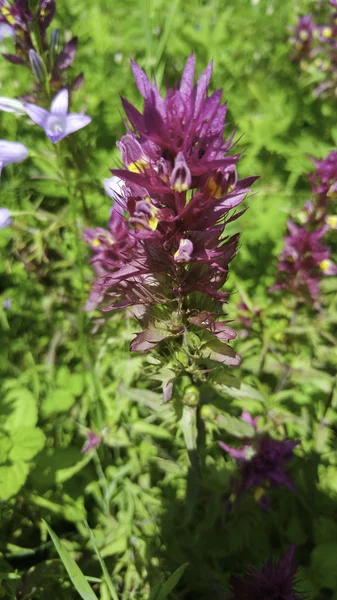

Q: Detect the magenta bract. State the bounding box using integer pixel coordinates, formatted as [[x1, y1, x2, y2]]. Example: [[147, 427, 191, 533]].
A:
[[85, 56, 256, 361]]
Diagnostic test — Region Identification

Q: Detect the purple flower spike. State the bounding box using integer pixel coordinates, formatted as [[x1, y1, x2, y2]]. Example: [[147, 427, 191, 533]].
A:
[[0, 140, 28, 173], [271, 218, 336, 301], [220, 412, 299, 506], [0, 208, 12, 230], [230, 545, 303, 600], [84, 56, 257, 374], [24, 88, 91, 143]]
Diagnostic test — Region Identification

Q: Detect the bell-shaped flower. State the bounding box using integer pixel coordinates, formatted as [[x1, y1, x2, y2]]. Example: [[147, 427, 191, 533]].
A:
[[0, 208, 12, 229], [0, 139, 28, 173], [24, 88, 91, 143]]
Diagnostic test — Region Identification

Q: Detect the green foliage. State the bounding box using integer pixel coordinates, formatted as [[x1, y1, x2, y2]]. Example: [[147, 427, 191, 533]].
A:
[[45, 522, 100, 600], [0, 384, 45, 500]]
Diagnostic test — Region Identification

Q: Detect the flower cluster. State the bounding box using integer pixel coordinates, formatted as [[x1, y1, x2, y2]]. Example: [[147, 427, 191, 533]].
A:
[[220, 412, 298, 509], [85, 56, 256, 394], [230, 545, 303, 600], [271, 219, 336, 300], [0, 0, 82, 98], [272, 148, 337, 303], [290, 1, 337, 97]]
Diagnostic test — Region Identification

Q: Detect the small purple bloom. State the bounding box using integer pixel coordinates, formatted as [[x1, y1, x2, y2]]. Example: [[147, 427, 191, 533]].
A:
[[3, 298, 12, 310], [309, 150, 337, 197], [0, 208, 12, 229], [291, 15, 317, 58], [174, 238, 193, 263], [24, 88, 91, 143], [0, 140, 28, 173], [81, 431, 102, 454], [230, 545, 303, 599], [170, 152, 192, 192], [220, 412, 299, 505], [0, 22, 13, 40]]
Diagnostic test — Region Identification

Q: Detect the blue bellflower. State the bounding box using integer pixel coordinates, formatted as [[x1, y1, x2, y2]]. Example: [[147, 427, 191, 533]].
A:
[[0, 139, 28, 173], [0, 207, 12, 229], [24, 88, 91, 143]]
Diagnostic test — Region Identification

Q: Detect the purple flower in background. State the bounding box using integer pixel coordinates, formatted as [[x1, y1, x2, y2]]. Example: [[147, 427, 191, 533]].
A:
[[309, 150, 337, 197], [230, 545, 303, 600], [81, 431, 102, 454], [3, 298, 12, 309], [271, 219, 337, 301], [292, 15, 317, 56], [0, 208, 12, 229], [0, 22, 13, 40], [220, 412, 298, 506], [24, 88, 91, 143], [0, 0, 55, 64], [0, 139, 28, 173], [83, 177, 136, 310]]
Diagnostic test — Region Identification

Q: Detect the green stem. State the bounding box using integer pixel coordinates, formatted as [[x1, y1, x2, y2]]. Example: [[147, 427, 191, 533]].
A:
[[55, 142, 103, 428]]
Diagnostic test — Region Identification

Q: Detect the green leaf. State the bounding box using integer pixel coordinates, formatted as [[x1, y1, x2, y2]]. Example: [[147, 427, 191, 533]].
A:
[[44, 521, 99, 600], [180, 406, 197, 454], [100, 538, 128, 558], [217, 413, 255, 438], [41, 389, 75, 416], [155, 563, 188, 600], [56, 367, 84, 396], [218, 383, 265, 403], [311, 543, 337, 590], [9, 427, 45, 461], [200, 339, 240, 366], [132, 422, 172, 440], [85, 521, 119, 600], [0, 433, 12, 464], [0, 462, 30, 500], [2, 388, 37, 429], [55, 452, 92, 484]]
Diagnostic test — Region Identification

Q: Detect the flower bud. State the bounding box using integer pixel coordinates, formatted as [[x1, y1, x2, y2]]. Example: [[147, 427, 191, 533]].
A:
[[186, 332, 200, 351], [183, 385, 200, 407], [173, 349, 189, 368], [50, 28, 60, 65], [0, 96, 25, 115], [200, 404, 215, 420], [29, 49, 45, 83]]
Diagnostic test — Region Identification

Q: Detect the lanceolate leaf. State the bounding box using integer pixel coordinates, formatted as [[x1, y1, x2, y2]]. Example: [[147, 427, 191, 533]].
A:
[[44, 522, 99, 600]]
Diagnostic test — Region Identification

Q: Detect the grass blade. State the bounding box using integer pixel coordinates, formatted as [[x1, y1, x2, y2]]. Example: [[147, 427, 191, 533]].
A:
[[84, 520, 119, 600], [44, 520, 99, 600], [156, 563, 189, 600]]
